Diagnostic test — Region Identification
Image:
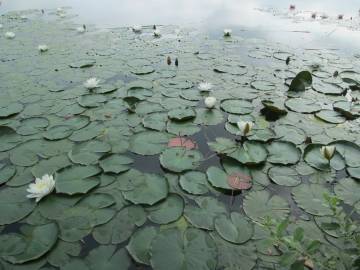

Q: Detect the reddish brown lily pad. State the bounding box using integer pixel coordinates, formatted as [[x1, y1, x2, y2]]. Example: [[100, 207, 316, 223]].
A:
[[227, 172, 252, 190], [168, 137, 197, 150]]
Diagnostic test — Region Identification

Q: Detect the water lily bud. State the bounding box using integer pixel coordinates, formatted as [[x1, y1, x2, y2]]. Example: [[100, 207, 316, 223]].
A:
[[38, 44, 49, 52], [320, 145, 336, 161], [237, 121, 254, 137], [132, 25, 142, 33], [153, 29, 161, 37], [204, 97, 217, 109], [5, 31, 15, 39], [224, 29, 232, 37]]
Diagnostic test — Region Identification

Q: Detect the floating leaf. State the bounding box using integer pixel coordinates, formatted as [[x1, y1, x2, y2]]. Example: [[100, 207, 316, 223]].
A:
[[150, 228, 217, 270]]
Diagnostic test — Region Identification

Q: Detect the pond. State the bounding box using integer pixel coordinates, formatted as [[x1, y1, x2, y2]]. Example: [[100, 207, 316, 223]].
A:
[[0, 1, 359, 270]]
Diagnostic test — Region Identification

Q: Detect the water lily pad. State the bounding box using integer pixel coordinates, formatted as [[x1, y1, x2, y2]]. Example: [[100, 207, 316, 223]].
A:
[[146, 194, 184, 224], [2, 223, 58, 264], [334, 178, 360, 211], [266, 141, 301, 165], [184, 196, 227, 230], [68, 140, 111, 165], [142, 112, 168, 131], [55, 165, 101, 195], [0, 102, 24, 118], [292, 184, 332, 216], [129, 131, 170, 155], [285, 98, 321, 113], [160, 147, 202, 172], [122, 173, 168, 205], [0, 234, 26, 256], [243, 190, 290, 222], [126, 226, 158, 265], [92, 205, 146, 244], [150, 228, 217, 270], [43, 125, 74, 140], [304, 144, 345, 171], [179, 171, 209, 195], [220, 99, 253, 114], [0, 164, 16, 185], [315, 110, 346, 124], [86, 246, 131, 270], [214, 212, 253, 244], [99, 154, 133, 173], [168, 107, 195, 121], [0, 126, 22, 151], [213, 234, 257, 270], [194, 108, 224, 126], [17, 117, 49, 136], [206, 166, 232, 190], [268, 166, 301, 186], [288, 71, 312, 92], [208, 138, 268, 165], [0, 186, 36, 225]]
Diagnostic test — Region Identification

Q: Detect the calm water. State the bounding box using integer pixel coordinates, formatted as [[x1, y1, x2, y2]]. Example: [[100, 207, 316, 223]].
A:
[[1, 0, 360, 52]]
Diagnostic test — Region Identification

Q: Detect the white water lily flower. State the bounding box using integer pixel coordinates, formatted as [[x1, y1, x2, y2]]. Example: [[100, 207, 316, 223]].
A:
[[76, 26, 86, 33], [345, 89, 353, 103], [27, 174, 55, 202], [84, 77, 100, 89], [320, 145, 336, 161], [224, 29, 232, 37], [38, 44, 48, 52], [205, 97, 217, 109], [5, 32, 15, 39], [237, 121, 254, 137], [132, 25, 142, 33], [198, 82, 213, 91], [57, 7, 64, 12], [153, 29, 161, 37]]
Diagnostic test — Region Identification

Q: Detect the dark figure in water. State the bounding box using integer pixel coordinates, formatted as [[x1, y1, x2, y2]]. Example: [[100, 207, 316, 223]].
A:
[[153, 25, 156, 30], [167, 56, 171, 65], [41, 9, 45, 14], [175, 58, 179, 67], [83, 24, 86, 30]]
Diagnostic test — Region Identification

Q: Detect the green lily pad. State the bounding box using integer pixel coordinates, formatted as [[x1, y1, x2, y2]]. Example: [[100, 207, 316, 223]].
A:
[[179, 171, 209, 195], [220, 99, 253, 114], [0, 102, 24, 118], [146, 194, 184, 224], [0, 186, 36, 225], [168, 107, 196, 121], [44, 125, 74, 140], [160, 147, 203, 172], [0, 234, 26, 256], [99, 154, 133, 173], [243, 190, 290, 222], [206, 166, 233, 190], [129, 131, 170, 155], [334, 178, 360, 211], [3, 223, 58, 264], [315, 110, 346, 124], [266, 141, 301, 165], [85, 246, 131, 270], [208, 138, 268, 165], [68, 140, 111, 165], [214, 212, 253, 244], [55, 165, 101, 195], [92, 205, 146, 244], [122, 172, 168, 205], [268, 166, 301, 186], [184, 196, 227, 230], [288, 71, 312, 92], [304, 144, 345, 171], [292, 184, 332, 216], [285, 98, 321, 113], [126, 226, 158, 265], [150, 228, 217, 270]]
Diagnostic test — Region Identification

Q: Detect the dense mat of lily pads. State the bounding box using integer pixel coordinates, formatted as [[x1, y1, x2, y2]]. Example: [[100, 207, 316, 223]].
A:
[[0, 7, 360, 270]]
